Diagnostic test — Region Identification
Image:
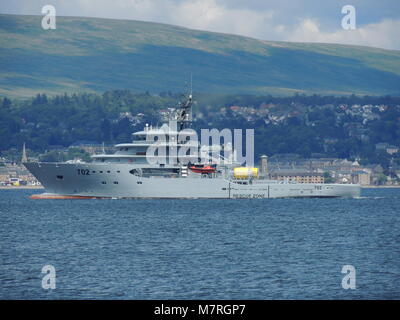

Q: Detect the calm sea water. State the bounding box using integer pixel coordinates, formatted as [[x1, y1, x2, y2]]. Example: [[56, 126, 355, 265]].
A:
[[0, 188, 399, 299]]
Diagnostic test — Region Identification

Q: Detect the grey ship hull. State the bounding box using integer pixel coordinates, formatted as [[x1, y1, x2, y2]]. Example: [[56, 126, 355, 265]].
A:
[[25, 162, 361, 199]]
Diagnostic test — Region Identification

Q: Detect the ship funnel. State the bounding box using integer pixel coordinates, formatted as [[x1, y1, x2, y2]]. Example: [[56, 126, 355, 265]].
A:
[[260, 155, 268, 177]]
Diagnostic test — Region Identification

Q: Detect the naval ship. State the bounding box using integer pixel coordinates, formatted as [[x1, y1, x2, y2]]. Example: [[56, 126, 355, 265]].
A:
[[24, 93, 361, 199]]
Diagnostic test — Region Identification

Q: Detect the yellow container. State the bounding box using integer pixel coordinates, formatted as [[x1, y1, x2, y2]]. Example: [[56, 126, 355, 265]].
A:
[[233, 167, 258, 179]]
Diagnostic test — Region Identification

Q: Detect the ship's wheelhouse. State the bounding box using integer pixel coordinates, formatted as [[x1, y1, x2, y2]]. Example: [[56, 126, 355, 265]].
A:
[[91, 122, 199, 166]]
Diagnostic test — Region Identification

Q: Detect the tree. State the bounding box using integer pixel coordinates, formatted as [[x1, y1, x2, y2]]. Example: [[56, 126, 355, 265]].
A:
[[323, 171, 335, 183], [377, 174, 388, 185], [1, 97, 12, 109]]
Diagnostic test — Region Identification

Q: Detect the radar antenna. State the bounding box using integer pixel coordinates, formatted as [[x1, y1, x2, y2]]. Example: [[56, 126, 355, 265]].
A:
[[176, 76, 194, 131]]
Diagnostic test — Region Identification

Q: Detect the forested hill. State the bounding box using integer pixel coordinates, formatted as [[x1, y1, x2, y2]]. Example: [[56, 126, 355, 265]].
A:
[[1, 14, 400, 97], [1, 92, 400, 169]]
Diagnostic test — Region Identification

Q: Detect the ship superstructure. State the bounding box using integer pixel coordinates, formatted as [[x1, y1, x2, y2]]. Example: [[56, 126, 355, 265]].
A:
[[24, 93, 361, 199]]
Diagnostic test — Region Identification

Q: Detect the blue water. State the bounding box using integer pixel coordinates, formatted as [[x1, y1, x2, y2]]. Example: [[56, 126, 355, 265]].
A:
[[0, 188, 399, 299]]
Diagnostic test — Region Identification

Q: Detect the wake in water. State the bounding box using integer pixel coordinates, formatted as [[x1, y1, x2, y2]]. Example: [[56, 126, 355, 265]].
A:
[[353, 196, 386, 199]]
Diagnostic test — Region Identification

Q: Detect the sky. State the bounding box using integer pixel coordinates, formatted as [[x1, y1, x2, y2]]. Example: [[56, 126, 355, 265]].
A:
[[1, 0, 399, 50]]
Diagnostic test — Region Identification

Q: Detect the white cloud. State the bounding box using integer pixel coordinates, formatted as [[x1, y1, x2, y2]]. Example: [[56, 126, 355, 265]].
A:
[[286, 18, 400, 50], [1, 0, 399, 50], [62, 0, 400, 49], [68, 0, 275, 39], [170, 0, 274, 38]]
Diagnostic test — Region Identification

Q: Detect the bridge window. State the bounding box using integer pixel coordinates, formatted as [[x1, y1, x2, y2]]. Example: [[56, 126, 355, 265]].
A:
[[130, 169, 139, 175]]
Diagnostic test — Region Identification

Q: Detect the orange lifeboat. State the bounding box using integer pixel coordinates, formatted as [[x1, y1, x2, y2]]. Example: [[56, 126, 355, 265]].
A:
[[188, 164, 217, 174]]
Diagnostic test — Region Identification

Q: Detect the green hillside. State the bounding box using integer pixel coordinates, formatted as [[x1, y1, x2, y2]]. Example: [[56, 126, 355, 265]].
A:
[[1, 14, 400, 97]]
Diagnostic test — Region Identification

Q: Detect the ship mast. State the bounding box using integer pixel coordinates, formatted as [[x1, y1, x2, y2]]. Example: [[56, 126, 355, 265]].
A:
[[176, 76, 193, 131]]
